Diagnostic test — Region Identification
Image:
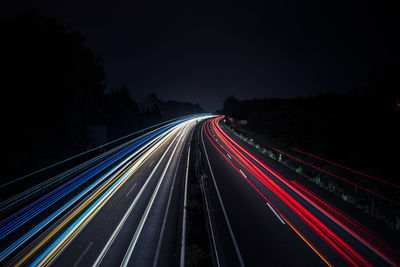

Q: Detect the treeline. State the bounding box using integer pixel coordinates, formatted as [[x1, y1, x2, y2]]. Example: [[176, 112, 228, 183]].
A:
[[0, 10, 203, 182], [221, 68, 400, 184], [104, 89, 204, 140]]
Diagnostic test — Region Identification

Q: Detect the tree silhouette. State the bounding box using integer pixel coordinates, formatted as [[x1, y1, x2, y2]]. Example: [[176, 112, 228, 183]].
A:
[[0, 10, 207, 182], [222, 67, 400, 182], [0, 10, 106, 181]]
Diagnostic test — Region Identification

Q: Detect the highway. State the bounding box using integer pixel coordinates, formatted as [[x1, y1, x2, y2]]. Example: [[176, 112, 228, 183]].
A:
[[1, 114, 399, 267], [200, 116, 400, 266], [0, 115, 210, 266]]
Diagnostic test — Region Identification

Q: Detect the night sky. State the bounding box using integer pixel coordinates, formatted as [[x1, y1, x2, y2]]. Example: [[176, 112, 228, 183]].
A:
[[2, 0, 398, 111]]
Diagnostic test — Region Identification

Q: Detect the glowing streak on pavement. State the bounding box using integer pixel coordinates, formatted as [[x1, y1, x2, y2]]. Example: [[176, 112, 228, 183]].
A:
[[204, 116, 398, 266]]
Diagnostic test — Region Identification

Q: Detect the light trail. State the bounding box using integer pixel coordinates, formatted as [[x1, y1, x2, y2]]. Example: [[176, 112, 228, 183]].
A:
[[203, 119, 332, 266], [290, 180, 400, 262], [33, 124, 187, 266], [293, 148, 400, 190], [213, 118, 399, 265], [3, 127, 173, 264], [120, 123, 191, 267], [201, 124, 245, 267], [92, 123, 188, 267], [0, 114, 199, 190], [0, 115, 208, 265], [271, 147, 400, 206], [204, 117, 399, 266], [0, 122, 177, 239], [212, 119, 400, 264]]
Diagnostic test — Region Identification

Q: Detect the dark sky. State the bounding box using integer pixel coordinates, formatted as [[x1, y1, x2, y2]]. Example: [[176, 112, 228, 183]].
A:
[[2, 0, 399, 111]]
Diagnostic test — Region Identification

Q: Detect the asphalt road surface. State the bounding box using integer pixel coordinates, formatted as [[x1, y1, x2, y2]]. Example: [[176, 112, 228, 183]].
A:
[[200, 116, 400, 266], [1, 114, 399, 266], [0, 115, 210, 266]]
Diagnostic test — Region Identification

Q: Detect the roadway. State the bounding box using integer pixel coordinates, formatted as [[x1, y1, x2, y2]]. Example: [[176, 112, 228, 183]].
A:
[[0, 115, 210, 266], [200, 116, 400, 266], [1, 114, 398, 266]]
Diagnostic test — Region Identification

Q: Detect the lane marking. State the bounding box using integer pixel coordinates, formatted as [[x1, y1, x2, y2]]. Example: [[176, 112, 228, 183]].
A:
[[72, 242, 93, 267], [149, 160, 155, 167], [14, 130, 168, 264], [209, 117, 332, 267], [92, 126, 185, 267], [120, 123, 191, 267], [0, 126, 167, 227], [227, 153, 232, 159], [0, 116, 190, 190], [180, 146, 191, 267], [266, 203, 286, 224], [27, 127, 179, 266], [153, 136, 188, 267], [126, 183, 137, 197], [201, 123, 245, 267], [283, 217, 332, 266], [239, 169, 247, 178], [200, 175, 221, 267], [200, 124, 221, 267]]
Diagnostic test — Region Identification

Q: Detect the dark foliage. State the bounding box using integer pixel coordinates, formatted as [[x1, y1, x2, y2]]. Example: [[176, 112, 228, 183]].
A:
[[0, 10, 106, 181], [222, 68, 400, 184], [159, 100, 204, 120], [104, 85, 140, 140], [0, 11, 205, 183]]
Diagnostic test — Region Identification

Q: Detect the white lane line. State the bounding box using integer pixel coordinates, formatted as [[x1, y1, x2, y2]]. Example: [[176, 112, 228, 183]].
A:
[[199, 125, 221, 267], [266, 203, 286, 224], [200, 174, 221, 267], [6, 132, 168, 263], [149, 160, 155, 167], [120, 124, 188, 267], [153, 137, 189, 267], [35, 132, 172, 266], [239, 169, 247, 178], [201, 124, 245, 267], [72, 242, 93, 267], [92, 127, 183, 267], [126, 183, 137, 197], [180, 146, 191, 267], [227, 153, 232, 159]]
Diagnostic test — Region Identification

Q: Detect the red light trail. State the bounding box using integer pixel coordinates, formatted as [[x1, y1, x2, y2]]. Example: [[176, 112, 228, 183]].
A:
[[271, 147, 400, 207], [203, 116, 399, 266], [293, 148, 400, 190]]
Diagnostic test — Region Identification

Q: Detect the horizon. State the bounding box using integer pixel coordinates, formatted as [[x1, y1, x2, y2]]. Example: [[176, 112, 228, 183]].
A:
[[2, 1, 398, 112]]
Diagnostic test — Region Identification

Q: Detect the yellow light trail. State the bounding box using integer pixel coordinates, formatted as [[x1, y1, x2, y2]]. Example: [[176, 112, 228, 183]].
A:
[[16, 127, 178, 266]]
